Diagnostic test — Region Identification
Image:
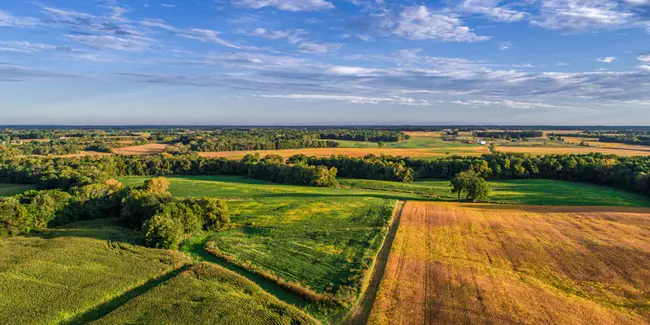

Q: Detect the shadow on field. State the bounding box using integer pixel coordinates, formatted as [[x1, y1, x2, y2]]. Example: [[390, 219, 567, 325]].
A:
[[261, 192, 436, 201], [32, 218, 144, 245], [61, 265, 191, 325]]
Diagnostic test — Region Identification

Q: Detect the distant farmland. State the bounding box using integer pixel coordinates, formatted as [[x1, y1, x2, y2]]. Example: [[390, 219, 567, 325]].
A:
[[368, 202, 650, 325]]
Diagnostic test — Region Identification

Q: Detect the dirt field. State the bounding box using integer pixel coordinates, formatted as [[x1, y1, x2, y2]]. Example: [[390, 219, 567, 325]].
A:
[[112, 144, 170, 155], [368, 202, 650, 325], [198, 148, 464, 159]]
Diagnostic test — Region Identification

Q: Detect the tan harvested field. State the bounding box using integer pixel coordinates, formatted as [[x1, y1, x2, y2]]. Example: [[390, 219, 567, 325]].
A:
[[112, 143, 170, 155], [368, 202, 650, 325], [498, 146, 650, 156], [198, 148, 474, 159], [403, 131, 443, 137]]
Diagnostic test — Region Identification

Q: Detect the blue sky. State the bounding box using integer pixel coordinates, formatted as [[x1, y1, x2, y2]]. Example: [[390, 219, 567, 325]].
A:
[[1, 0, 650, 125]]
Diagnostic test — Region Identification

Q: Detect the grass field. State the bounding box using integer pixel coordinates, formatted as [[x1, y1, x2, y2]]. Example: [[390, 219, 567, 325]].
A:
[[0, 219, 190, 325], [0, 183, 36, 197], [112, 144, 170, 155], [368, 202, 650, 325], [339, 178, 650, 207], [90, 263, 319, 325], [119, 175, 650, 207], [201, 198, 394, 306]]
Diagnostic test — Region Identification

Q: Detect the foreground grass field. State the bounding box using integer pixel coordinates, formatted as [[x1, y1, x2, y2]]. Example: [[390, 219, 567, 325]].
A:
[[204, 198, 394, 305], [369, 202, 650, 325], [0, 219, 190, 325], [120, 175, 650, 207], [0, 183, 36, 197], [90, 263, 319, 325]]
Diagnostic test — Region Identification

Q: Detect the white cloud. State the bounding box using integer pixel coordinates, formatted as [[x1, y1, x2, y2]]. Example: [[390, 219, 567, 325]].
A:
[[596, 56, 617, 63], [0, 10, 39, 27], [261, 94, 428, 105], [452, 100, 580, 110], [388, 6, 490, 42], [532, 0, 635, 31], [456, 0, 529, 22], [356, 34, 375, 42], [500, 41, 512, 50], [237, 28, 308, 44], [161, 4, 176, 8], [0, 41, 56, 53], [180, 29, 242, 49], [298, 42, 342, 53], [640, 65, 650, 71], [64, 34, 153, 52], [232, 0, 334, 11], [327, 66, 377, 75], [638, 54, 650, 62]]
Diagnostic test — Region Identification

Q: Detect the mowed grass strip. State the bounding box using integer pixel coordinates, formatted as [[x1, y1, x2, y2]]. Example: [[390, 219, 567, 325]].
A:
[[0, 219, 190, 325], [0, 183, 36, 197], [90, 263, 319, 325], [204, 198, 395, 307], [369, 202, 650, 325]]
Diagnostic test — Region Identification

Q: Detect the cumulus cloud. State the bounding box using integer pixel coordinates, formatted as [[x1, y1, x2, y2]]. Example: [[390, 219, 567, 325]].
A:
[[532, 0, 635, 31], [640, 65, 650, 71], [638, 53, 650, 62], [456, 0, 529, 22], [232, 0, 334, 11], [387, 6, 490, 42], [596, 56, 617, 63]]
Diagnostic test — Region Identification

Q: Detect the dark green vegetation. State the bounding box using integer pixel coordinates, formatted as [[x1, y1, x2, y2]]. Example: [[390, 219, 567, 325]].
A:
[[0, 183, 35, 196], [450, 170, 490, 202], [89, 263, 318, 325]]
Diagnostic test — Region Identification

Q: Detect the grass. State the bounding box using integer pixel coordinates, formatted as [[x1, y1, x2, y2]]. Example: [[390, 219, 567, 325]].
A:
[[89, 263, 319, 325], [338, 178, 650, 207], [0, 219, 190, 325], [369, 202, 650, 325], [0, 183, 36, 197]]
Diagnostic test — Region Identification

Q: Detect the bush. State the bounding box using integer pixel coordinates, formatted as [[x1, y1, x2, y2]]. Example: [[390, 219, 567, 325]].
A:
[[144, 214, 184, 249]]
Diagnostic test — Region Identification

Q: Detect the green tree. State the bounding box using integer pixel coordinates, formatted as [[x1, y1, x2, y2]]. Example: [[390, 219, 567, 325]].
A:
[[144, 214, 184, 249], [450, 170, 490, 202], [144, 177, 170, 196], [377, 141, 385, 148]]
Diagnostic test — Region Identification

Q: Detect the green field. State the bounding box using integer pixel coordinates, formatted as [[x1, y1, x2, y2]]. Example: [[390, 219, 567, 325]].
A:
[[339, 178, 650, 207], [120, 175, 650, 207], [0, 183, 36, 197], [0, 219, 190, 325], [90, 263, 319, 325], [203, 198, 393, 304]]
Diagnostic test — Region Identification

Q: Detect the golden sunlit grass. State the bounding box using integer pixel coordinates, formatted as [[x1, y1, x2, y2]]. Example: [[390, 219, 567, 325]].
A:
[[112, 143, 170, 155], [369, 202, 650, 325]]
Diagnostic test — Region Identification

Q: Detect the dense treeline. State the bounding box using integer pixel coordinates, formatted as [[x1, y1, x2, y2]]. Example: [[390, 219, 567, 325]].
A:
[[318, 130, 409, 142], [473, 131, 544, 139], [600, 134, 650, 146], [0, 177, 230, 249], [0, 153, 338, 190], [295, 152, 650, 197]]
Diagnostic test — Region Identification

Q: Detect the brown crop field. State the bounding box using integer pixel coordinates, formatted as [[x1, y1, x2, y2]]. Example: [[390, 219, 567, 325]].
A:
[[368, 202, 650, 325], [112, 143, 170, 155], [198, 148, 474, 159]]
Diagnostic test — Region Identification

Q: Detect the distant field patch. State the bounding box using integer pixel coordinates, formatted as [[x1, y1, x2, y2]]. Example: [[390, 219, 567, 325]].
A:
[[369, 202, 650, 325], [0, 183, 36, 197], [91, 263, 318, 325], [112, 143, 170, 155]]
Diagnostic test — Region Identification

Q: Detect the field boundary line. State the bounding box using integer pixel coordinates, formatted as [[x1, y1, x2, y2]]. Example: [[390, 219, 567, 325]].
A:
[[60, 264, 191, 325], [342, 200, 406, 325]]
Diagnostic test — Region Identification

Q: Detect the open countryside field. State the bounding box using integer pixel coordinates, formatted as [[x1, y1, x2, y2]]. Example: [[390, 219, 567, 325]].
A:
[[89, 263, 319, 325], [0, 219, 190, 325], [119, 175, 650, 207], [369, 202, 650, 325]]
